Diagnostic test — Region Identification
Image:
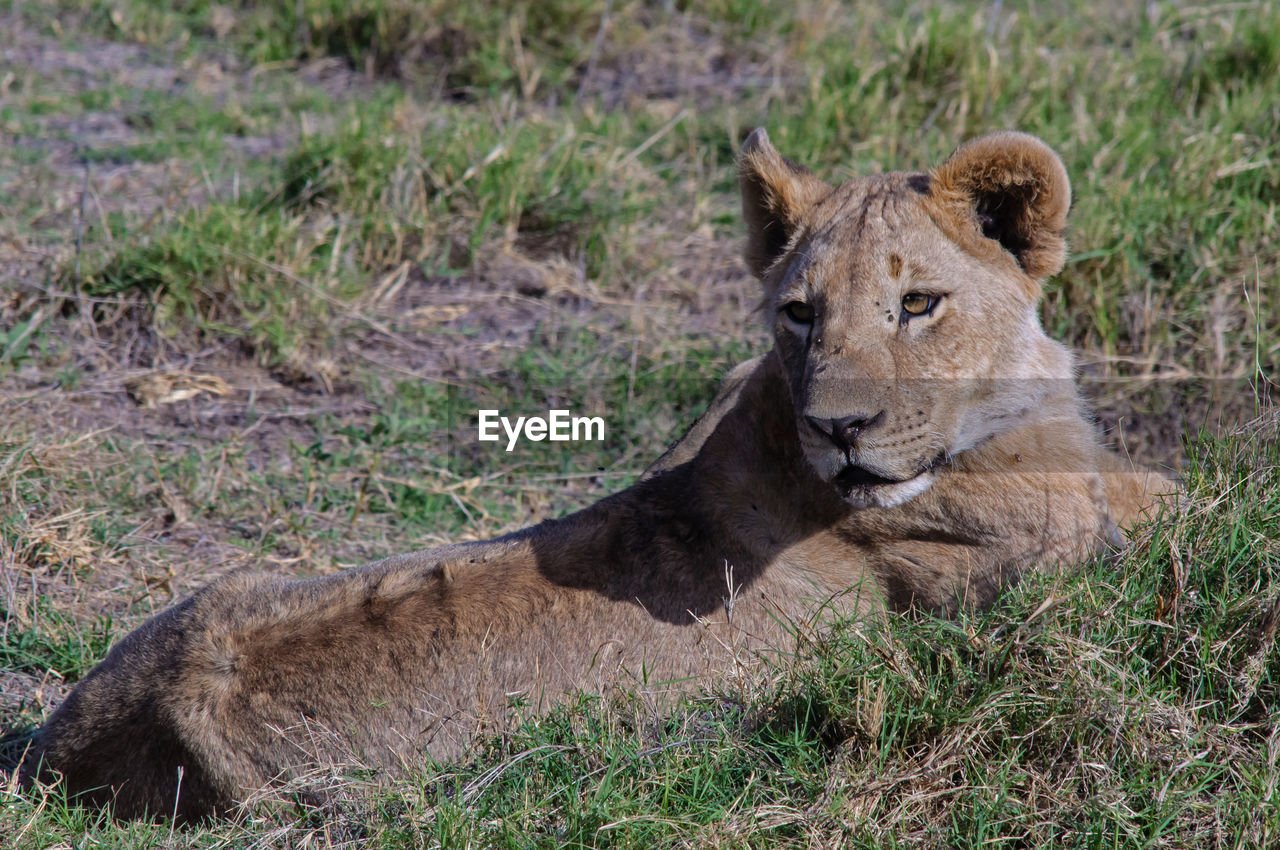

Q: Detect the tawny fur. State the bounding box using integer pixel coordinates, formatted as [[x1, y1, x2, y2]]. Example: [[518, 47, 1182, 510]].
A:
[[22, 130, 1174, 820]]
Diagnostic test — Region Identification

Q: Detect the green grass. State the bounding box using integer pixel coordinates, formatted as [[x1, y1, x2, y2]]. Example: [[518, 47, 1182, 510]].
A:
[[71, 97, 667, 367], [0, 606, 113, 682], [1, 0, 1277, 846], [42, 0, 609, 95], [23, 0, 1276, 385]]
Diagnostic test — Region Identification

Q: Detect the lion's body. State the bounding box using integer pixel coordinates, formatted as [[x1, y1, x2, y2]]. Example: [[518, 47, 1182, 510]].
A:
[[24, 132, 1173, 820]]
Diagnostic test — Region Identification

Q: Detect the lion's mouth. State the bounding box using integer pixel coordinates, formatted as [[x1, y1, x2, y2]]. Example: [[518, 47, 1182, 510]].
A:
[[833, 464, 900, 490], [832, 452, 950, 500]]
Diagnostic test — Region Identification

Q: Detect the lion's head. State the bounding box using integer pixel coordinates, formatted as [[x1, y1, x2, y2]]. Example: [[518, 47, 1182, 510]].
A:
[[740, 130, 1076, 509]]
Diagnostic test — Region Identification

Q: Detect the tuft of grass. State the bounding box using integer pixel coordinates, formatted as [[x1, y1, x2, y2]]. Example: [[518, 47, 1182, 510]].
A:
[[0, 606, 113, 683], [72, 99, 666, 370], [49, 0, 621, 96], [78, 201, 367, 370]]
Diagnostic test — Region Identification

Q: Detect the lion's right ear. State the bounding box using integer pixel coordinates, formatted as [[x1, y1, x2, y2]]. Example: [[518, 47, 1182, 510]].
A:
[[739, 129, 829, 279]]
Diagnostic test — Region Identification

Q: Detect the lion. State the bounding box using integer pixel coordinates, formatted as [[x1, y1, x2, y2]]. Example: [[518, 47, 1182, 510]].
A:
[[20, 130, 1173, 820]]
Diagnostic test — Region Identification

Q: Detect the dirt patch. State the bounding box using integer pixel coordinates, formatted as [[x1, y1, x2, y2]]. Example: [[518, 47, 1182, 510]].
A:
[[1, 23, 178, 90], [579, 15, 789, 111], [0, 17, 358, 283]]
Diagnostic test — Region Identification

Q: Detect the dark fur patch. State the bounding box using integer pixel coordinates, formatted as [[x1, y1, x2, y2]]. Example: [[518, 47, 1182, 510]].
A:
[[906, 173, 932, 193], [757, 220, 791, 272]]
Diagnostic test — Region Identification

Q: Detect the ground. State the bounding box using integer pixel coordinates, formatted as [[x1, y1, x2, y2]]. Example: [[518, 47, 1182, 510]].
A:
[[0, 1, 1277, 847]]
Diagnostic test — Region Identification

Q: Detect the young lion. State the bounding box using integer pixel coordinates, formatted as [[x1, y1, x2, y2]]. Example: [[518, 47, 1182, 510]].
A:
[[22, 130, 1170, 820]]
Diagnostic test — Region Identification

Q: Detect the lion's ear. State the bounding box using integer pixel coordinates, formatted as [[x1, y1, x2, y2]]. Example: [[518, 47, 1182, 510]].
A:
[[929, 132, 1071, 282], [739, 128, 829, 279]]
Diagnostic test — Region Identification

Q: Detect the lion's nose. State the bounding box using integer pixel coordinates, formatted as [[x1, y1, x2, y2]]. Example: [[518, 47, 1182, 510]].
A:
[[807, 411, 885, 450]]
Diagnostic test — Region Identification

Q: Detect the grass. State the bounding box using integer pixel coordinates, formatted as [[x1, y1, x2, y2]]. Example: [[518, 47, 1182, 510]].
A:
[[1, 0, 1277, 846]]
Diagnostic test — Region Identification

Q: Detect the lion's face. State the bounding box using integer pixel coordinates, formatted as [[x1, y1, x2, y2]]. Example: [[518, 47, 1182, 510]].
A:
[[740, 131, 1075, 508]]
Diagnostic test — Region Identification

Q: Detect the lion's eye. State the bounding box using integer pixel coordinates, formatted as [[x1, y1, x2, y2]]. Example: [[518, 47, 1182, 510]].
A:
[[783, 301, 814, 324], [901, 293, 938, 317]]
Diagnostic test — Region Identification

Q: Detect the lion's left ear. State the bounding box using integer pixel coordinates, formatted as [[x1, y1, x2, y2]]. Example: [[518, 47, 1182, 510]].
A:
[[928, 132, 1071, 282]]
